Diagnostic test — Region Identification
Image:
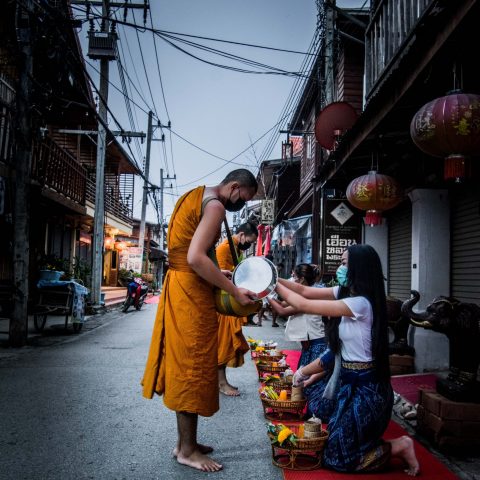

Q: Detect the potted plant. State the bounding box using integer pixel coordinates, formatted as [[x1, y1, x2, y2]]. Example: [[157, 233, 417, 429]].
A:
[[38, 254, 70, 282]]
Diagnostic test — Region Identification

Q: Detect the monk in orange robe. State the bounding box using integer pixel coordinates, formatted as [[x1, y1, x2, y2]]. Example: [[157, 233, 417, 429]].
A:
[[142, 169, 257, 473], [216, 222, 258, 396]]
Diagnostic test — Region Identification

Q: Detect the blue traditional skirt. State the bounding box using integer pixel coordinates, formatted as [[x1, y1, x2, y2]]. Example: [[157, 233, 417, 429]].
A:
[[298, 338, 335, 421], [322, 362, 393, 472]]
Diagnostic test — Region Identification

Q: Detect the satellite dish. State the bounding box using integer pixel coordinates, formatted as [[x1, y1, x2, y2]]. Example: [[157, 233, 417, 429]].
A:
[[315, 102, 358, 150]]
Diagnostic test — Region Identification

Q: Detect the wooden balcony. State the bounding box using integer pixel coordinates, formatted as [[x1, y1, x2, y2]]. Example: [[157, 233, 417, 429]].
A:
[[31, 136, 87, 206], [86, 178, 133, 225], [365, 0, 431, 100]]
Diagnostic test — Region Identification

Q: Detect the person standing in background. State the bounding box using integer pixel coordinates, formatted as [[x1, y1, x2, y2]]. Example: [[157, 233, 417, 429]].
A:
[[216, 222, 258, 396]]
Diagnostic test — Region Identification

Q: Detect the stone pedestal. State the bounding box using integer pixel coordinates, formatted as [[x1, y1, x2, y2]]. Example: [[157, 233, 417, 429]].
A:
[[417, 388, 480, 450], [389, 354, 415, 375]]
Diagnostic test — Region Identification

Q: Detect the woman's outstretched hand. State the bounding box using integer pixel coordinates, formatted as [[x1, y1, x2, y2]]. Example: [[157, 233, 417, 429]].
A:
[[293, 367, 311, 387]]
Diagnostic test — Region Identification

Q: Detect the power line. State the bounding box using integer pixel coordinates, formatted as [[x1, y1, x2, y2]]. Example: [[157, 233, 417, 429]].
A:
[[70, 7, 316, 56], [70, 5, 309, 77], [176, 109, 294, 188]]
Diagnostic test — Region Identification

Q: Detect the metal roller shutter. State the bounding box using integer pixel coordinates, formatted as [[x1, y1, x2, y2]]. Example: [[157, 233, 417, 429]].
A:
[[388, 202, 412, 300], [451, 191, 480, 304]]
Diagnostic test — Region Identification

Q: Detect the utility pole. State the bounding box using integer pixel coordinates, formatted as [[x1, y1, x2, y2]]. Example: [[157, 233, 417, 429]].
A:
[[86, 0, 150, 304], [138, 110, 153, 273], [90, 0, 110, 306], [158, 168, 175, 286], [137, 114, 168, 274], [10, 0, 34, 347]]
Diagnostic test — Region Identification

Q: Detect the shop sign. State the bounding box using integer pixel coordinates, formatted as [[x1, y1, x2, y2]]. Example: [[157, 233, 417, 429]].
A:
[[119, 246, 143, 273], [261, 199, 275, 224], [322, 199, 361, 275]]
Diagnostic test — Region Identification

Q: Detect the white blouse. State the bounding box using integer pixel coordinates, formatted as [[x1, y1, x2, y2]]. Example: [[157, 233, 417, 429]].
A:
[[284, 312, 325, 342], [333, 286, 373, 362]]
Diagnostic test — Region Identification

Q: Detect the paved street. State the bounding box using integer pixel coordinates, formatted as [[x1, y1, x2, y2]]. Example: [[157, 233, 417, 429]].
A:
[[0, 304, 292, 480]]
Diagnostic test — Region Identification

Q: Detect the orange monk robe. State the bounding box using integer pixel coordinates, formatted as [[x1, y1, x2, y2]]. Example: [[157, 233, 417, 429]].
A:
[[215, 238, 249, 368], [142, 186, 219, 417]]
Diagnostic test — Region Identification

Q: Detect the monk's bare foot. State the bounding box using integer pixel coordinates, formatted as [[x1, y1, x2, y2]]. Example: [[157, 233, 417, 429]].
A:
[[219, 385, 240, 396], [173, 443, 213, 457], [397, 436, 420, 476], [176, 449, 222, 472]]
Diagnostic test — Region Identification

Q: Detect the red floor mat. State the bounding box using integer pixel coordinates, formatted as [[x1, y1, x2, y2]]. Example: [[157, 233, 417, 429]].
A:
[[144, 295, 160, 304], [390, 373, 438, 405], [282, 420, 459, 480], [283, 350, 302, 372]]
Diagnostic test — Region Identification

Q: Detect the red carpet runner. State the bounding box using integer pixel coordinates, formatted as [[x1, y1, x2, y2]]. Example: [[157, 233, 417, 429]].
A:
[[282, 420, 459, 479], [283, 350, 302, 372], [144, 295, 160, 304], [390, 373, 438, 405]]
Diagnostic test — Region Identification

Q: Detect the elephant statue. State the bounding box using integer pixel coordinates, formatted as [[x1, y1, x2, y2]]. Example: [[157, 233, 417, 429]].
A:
[[402, 290, 480, 403], [386, 296, 415, 356]]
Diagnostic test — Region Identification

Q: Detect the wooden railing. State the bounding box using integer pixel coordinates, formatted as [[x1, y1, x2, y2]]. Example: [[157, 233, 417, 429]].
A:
[[31, 136, 87, 205], [0, 75, 15, 163], [365, 0, 431, 100], [86, 178, 133, 225], [0, 75, 15, 107]]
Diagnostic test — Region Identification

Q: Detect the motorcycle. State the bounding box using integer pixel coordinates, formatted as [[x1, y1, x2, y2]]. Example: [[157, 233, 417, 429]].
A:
[[122, 276, 149, 312]]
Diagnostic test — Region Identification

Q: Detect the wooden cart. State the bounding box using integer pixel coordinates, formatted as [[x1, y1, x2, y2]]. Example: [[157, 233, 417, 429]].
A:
[[33, 283, 85, 333]]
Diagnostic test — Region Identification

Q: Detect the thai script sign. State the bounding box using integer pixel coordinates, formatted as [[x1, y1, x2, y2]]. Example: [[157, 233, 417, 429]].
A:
[[322, 199, 361, 275]]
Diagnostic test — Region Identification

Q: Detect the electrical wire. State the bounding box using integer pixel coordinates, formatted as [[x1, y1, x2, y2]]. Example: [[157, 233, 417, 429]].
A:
[[175, 108, 294, 188], [70, 7, 316, 56]]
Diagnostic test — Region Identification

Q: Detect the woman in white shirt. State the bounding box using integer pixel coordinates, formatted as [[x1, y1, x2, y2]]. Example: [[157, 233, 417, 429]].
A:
[[276, 245, 419, 476], [269, 264, 334, 420]]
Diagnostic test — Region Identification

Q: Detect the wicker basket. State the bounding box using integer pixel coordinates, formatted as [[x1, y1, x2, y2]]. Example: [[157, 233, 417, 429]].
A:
[[250, 344, 276, 352], [304, 420, 324, 438], [255, 352, 285, 362], [262, 378, 293, 391], [268, 423, 329, 470], [261, 396, 307, 421], [257, 363, 289, 381]]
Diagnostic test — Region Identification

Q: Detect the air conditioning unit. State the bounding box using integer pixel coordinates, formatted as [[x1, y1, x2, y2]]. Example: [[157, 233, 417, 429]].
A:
[[87, 31, 118, 60]]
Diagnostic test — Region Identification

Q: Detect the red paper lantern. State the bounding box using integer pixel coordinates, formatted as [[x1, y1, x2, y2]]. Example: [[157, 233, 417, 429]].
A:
[[410, 91, 480, 182], [346, 171, 404, 226]]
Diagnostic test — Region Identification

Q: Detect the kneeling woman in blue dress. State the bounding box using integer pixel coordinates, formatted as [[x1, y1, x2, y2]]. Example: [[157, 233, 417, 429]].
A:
[[276, 244, 420, 476]]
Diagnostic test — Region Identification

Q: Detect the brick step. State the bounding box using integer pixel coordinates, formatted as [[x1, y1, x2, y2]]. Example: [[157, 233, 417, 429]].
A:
[[101, 286, 127, 292]]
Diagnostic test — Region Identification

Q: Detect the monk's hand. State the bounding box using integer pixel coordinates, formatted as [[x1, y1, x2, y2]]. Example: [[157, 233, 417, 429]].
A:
[[221, 269, 232, 279], [234, 287, 256, 306]]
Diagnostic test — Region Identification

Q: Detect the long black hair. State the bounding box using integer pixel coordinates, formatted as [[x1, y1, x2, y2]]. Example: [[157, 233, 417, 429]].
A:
[[294, 263, 316, 286], [326, 244, 390, 381]]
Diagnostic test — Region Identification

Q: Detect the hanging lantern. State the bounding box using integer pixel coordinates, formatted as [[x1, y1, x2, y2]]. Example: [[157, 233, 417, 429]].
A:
[[114, 241, 127, 251], [346, 171, 404, 226], [104, 236, 114, 250], [410, 90, 480, 182]]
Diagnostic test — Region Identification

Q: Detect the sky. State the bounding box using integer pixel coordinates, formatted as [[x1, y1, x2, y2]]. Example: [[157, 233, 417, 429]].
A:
[[74, 0, 368, 224]]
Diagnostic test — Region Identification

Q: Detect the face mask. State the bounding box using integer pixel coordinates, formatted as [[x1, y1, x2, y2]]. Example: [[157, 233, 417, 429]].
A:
[[237, 241, 251, 251], [336, 265, 348, 287], [225, 198, 245, 212], [225, 187, 246, 212]]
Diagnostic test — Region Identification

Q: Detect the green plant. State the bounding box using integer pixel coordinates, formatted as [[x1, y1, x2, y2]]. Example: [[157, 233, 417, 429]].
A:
[[38, 254, 69, 273], [71, 256, 91, 285], [118, 268, 131, 280]]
